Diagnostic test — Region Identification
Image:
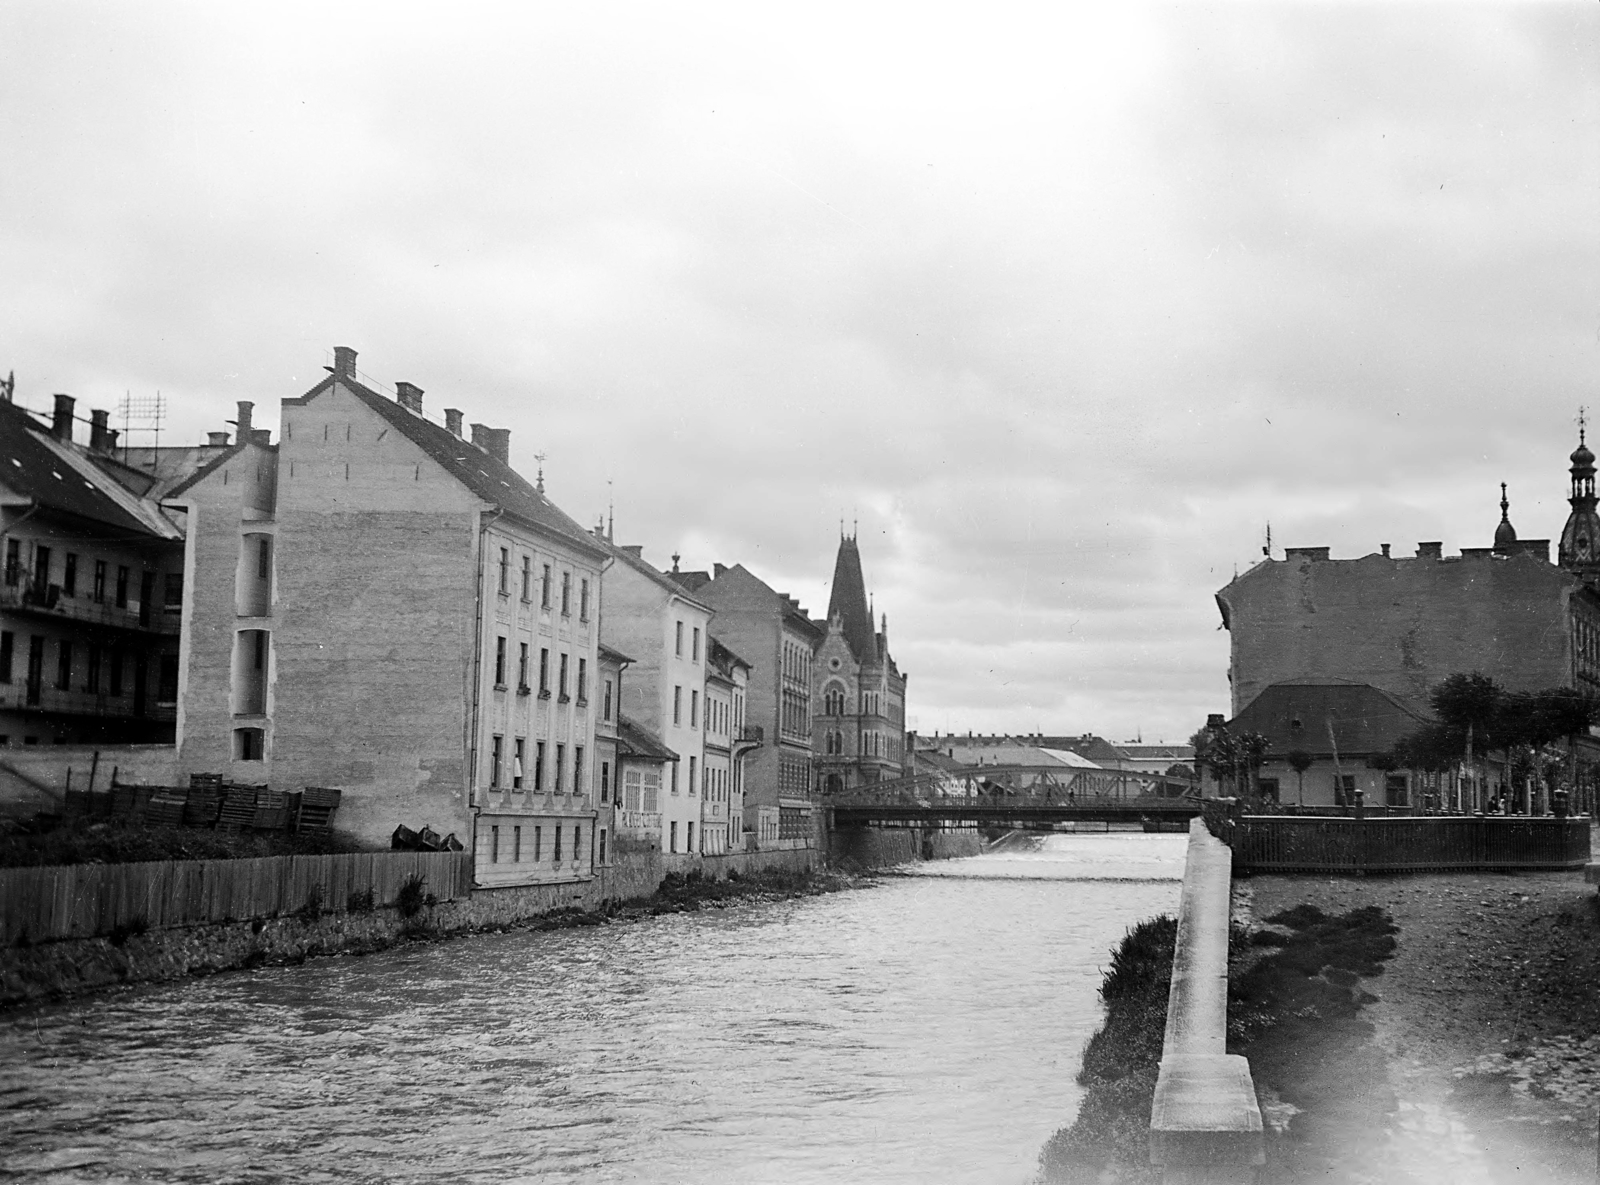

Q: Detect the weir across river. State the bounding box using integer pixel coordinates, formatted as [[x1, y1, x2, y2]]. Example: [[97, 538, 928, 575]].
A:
[[823, 763, 1202, 828]]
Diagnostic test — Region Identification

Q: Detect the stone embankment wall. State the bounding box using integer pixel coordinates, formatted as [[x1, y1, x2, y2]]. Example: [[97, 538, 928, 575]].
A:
[[2, 846, 818, 1008], [828, 825, 983, 867]]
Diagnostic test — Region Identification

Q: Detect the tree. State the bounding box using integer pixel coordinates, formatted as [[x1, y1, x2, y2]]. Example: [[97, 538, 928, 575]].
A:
[[1286, 749, 1313, 807]]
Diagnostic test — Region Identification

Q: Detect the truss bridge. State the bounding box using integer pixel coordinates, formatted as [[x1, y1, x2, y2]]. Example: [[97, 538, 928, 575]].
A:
[[823, 764, 1203, 829]]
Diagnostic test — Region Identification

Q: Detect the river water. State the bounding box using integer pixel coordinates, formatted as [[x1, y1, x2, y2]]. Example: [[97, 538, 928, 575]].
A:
[[1, 833, 1186, 1185]]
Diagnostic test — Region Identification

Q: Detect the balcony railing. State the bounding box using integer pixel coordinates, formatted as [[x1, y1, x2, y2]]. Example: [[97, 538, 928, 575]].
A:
[[0, 682, 175, 722], [0, 583, 179, 636]]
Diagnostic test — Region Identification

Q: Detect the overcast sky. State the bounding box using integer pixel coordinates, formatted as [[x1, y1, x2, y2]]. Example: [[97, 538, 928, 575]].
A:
[[2, 3, 1596, 743]]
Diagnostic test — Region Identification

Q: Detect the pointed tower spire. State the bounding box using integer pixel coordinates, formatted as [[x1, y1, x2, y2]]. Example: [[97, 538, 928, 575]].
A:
[[826, 534, 875, 661], [1560, 414, 1600, 576], [1494, 482, 1518, 554]]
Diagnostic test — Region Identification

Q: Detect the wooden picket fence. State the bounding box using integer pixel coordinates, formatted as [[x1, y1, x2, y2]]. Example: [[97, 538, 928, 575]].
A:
[[1, 850, 473, 945]]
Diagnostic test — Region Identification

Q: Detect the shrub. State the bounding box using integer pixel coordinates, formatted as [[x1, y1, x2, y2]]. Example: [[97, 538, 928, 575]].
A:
[[107, 914, 149, 947], [296, 884, 324, 923], [347, 888, 376, 914], [396, 874, 428, 918]]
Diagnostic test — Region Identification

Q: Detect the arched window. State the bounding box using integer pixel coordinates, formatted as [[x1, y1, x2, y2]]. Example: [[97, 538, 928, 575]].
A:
[[823, 683, 847, 716]]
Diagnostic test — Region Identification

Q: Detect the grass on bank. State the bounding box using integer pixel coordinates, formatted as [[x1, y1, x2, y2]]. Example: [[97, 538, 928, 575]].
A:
[[1035, 905, 1399, 1185], [0, 815, 370, 867]]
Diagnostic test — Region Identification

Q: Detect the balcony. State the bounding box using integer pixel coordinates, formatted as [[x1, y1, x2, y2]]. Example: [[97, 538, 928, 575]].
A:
[[0, 583, 180, 636], [0, 682, 175, 722]]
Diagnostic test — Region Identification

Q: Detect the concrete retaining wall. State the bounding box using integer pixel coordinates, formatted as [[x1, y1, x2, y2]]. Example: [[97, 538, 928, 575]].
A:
[[827, 825, 983, 867], [0, 745, 177, 815]]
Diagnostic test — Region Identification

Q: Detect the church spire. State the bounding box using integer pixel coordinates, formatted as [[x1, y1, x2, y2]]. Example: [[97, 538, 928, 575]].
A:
[[1493, 482, 1518, 554], [1559, 413, 1600, 575], [826, 534, 876, 662]]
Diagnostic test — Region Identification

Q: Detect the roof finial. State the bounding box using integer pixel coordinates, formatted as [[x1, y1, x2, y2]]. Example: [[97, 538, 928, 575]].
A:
[[671, 551, 681, 573], [607, 479, 614, 542], [1582, 406, 1589, 447], [533, 451, 547, 494], [1500, 481, 1510, 521]]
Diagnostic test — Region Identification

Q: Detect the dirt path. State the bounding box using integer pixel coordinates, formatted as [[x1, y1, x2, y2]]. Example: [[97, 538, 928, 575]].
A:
[[1240, 869, 1600, 1183]]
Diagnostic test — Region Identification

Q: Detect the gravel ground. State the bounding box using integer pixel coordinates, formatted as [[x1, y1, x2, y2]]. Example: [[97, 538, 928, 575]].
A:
[[1240, 866, 1600, 1184]]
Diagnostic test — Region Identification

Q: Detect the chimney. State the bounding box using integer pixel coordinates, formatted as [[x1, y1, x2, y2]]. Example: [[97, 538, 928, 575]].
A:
[[445, 408, 464, 437], [207, 431, 231, 447], [104, 429, 119, 453], [332, 346, 357, 378], [470, 423, 490, 451], [713, 562, 727, 578], [250, 429, 272, 445], [1380, 543, 1391, 558], [89, 409, 110, 453], [236, 401, 254, 440], [51, 394, 75, 441], [483, 427, 510, 465], [621, 545, 643, 559], [1416, 541, 1443, 560], [395, 382, 424, 414], [1206, 713, 1227, 729]]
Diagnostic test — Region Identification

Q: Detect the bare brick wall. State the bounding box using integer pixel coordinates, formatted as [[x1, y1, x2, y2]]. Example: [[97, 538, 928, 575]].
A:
[[1221, 552, 1583, 716]]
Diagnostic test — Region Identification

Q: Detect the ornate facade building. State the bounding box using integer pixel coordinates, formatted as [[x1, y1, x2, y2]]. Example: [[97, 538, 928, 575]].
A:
[[813, 534, 908, 792]]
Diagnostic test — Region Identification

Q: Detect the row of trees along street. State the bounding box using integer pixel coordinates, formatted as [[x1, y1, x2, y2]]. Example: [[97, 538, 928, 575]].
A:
[[1193, 673, 1600, 815]]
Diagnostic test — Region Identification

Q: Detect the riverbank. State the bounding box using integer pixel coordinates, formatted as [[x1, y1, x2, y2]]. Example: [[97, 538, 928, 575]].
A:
[[0, 862, 872, 1011], [1240, 870, 1600, 1182]]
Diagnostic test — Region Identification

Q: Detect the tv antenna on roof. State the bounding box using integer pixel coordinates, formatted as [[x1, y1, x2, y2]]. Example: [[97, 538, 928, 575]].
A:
[[117, 391, 167, 467], [1263, 521, 1272, 558]]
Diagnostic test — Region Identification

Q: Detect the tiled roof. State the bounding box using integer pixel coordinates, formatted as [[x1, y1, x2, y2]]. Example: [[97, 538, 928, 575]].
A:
[[596, 538, 713, 610], [1115, 744, 1194, 760], [616, 713, 678, 762], [288, 374, 608, 560], [0, 400, 180, 539], [1229, 680, 1429, 757], [707, 634, 752, 674], [598, 643, 636, 666]]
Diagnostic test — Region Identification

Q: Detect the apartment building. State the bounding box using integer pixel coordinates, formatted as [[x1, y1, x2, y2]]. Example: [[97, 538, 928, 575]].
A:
[[596, 540, 709, 854], [169, 347, 607, 886], [0, 390, 185, 746], [702, 634, 757, 854]]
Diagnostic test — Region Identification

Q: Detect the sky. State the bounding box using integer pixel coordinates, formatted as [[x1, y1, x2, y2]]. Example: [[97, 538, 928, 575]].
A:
[[1, 2, 1596, 744]]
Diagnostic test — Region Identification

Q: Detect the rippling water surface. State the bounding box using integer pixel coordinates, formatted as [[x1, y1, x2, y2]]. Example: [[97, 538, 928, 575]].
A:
[[1, 833, 1185, 1185]]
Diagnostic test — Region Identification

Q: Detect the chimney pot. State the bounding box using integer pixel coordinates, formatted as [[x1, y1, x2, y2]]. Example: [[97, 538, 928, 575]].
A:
[[445, 408, 464, 437], [236, 401, 254, 439], [104, 428, 119, 453], [483, 427, 510, 466], [395, 381, 424, 414], [89, 409, 110, 453], [1381, 543, 1391, 558], [51, 394, 75, 441], [207, 431, 231, 447], [250, 428, 272, 445], [332, 346, 357, 378]]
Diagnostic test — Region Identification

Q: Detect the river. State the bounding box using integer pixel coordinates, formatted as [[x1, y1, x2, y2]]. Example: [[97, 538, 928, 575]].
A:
[[1, 832, 1186, 1185]]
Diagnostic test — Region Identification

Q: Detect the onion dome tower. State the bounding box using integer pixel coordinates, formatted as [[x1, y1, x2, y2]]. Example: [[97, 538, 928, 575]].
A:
[[1493, 483, 1518, 554], [1559, 414, 1600, 578]]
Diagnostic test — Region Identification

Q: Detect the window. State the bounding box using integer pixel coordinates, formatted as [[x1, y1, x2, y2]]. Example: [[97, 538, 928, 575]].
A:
[[92, 559, 105, 602], [603, 679, 613, 721], [689, 756, 697, 796], [518, 643, 529, 689], [138, 571, 153, 625], [692, 627, 700, 661], [539, 648, 550, 694], [1385, 774, 1409, 807], [555, 743, 566, 792], [598, 828, 606, 864], [0, 632, 11, 683], [62, 554, 77, 597], [561, 571, 571, 615], [541, 564, 551, 608], [163, 572, 183, 609], [258, 538, 271, 580], [4, 540, 18, 586], [690, 690, 698, 728], [490, 734, 503, 788], [513, 738, 525, 790], [521, 555, 532, 601], [601, 760, 611, 802], [577, 658, 587, 702], [675, 621, 683, 657], [32, 545, 49, 593], [824, 687, 846, 716], [673, 685, 682, 726], [157, 654, 178, 704], [573, 825, 581, 865], [671, 762, 679, 795], [534, 826, 543, 860], [554, 824, 563, 862], [235, 727, 264, 761], [535, 741, 546, 792], [109, 649, 123, 696], [574, 746, 584, 797], [115, 565, 129, 608], [558, 653, 569, 700], [56, 641, 71, 691], [491, 825, 500, 864], [687, 822, 694, 853], [513, 825, 522, 862], [498, 547, 510, 595], [670, 821, 678, 852], [495, 637, 507, 686], [580, 578, 590, 621]]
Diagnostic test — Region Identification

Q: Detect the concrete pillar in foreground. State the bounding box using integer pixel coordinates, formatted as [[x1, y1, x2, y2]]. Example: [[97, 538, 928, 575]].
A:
[[1149, 818, 1264, 1183]]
